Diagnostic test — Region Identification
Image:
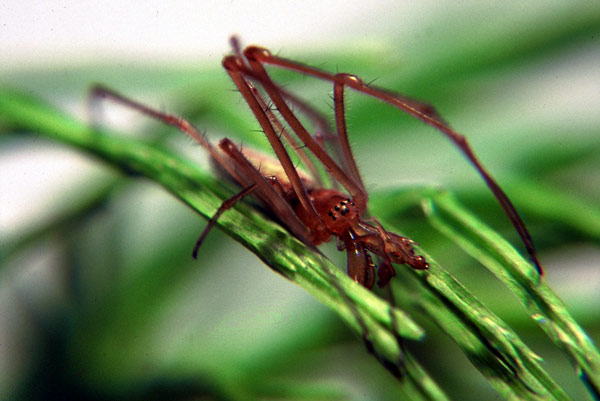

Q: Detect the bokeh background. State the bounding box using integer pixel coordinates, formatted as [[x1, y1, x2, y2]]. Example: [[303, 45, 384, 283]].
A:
[[1, 1, 599, 400]]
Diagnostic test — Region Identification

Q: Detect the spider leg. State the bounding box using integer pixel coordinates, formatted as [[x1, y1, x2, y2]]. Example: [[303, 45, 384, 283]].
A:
[[88, 84, 312, 246], [243, 48, 543, 275], [247, 83, 324, 187], [239, 50, 369, 212], [88, 85, 240, 183], [192, 183, 257, 258], [218, 138, 313, 243], [344, 229, 376, 289], [332, 75, 367, 196], [223, 57, 328, 235], [273, 86, 354, 189]]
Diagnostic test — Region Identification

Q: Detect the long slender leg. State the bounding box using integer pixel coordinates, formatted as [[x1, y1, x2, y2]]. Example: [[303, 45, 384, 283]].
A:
[[89, 84, 312, 245], [243, 47, 543, 275], [247, 84, 324, 187], [275, 85, 359, 191], [232, 39, 361, 192], [235, 52, 369, 212], [192, 183, 257, 257], [223, 57, 328, 235], [88, 85, 241, 183], [256, 83, 365, 193], [218, 138, 313, 243], [332, 76, 367, 195]]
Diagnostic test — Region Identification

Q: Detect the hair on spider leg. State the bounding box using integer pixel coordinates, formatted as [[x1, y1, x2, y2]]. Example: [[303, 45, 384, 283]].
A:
[[276, 126, 285, 140], [364, 76, 379, 87], [322, 100, 336, 114], [264, 102, 277, 112], [292, 143, 308, 152]]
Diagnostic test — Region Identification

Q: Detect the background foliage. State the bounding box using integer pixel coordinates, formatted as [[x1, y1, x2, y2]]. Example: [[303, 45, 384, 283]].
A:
[[1, 3, 599, 400]]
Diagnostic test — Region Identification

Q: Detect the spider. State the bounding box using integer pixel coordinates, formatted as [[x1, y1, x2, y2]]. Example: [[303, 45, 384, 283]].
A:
[[90, 37, 542, 289]]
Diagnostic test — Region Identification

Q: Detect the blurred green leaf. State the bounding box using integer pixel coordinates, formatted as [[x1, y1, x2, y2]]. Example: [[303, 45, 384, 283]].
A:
[[1, 4, 599, 399]]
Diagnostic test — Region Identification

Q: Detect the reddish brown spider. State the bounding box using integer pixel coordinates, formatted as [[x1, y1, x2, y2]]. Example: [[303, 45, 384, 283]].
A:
[[91, 38, 542, 289]]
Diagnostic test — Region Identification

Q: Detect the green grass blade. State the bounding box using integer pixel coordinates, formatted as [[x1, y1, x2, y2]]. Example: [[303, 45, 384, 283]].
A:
[[3, 76, 596, 398], [368, 187, 578, 399], [422, 189, 600, 399], [0, 87, 460, 399], [394, 249, 570, 400]]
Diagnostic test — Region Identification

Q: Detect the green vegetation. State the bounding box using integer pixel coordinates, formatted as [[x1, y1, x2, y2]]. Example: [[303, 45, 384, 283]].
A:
[[1, 5, 599, 400]]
